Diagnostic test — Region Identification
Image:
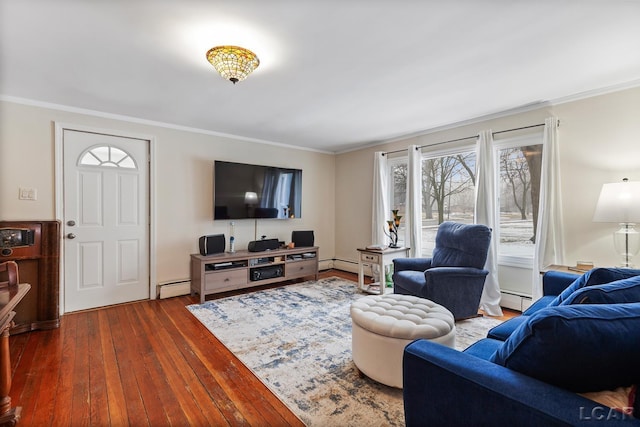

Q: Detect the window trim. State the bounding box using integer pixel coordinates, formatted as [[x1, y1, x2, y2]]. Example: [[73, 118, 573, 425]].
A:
[[78, 144, 138, 169], [421, 143, 476, 160]]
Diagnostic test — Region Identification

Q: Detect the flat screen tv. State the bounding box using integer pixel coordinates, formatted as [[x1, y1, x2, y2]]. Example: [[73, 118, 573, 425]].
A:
[[214, 161, 302, 220]]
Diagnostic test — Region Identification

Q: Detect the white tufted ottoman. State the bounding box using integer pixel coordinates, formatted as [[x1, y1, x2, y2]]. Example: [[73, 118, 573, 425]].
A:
[[350, 294, 456, 388]]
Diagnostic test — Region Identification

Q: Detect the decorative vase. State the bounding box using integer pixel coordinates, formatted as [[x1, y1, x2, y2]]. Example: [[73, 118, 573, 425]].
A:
[[385, 210, 402, 248]]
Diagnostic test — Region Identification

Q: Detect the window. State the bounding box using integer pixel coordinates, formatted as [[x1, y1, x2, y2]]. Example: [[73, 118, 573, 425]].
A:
[[388, 134, 544, 264], [388, 159, 407, 248], [496, 136, 543, 264], [79, 145, 136, 169], [388, 147, 476, 257], [421, 150, 476, 256]]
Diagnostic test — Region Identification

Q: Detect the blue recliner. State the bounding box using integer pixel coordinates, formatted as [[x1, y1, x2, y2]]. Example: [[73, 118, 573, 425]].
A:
[[392, 221, 491, 320]]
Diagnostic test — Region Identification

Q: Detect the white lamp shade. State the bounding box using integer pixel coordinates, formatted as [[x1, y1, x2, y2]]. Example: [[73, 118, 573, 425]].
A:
[[244, 191, 258, 204], [593, 180, 640, 223]]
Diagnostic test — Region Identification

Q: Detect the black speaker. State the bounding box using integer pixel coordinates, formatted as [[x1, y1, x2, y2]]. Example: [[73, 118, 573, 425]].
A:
[[248, 238, 280, 252], [199, 234, 225, 256], [292, 230, 314, 247]]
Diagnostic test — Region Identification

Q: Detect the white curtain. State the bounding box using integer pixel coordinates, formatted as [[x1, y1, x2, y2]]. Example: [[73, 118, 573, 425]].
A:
[[406, 145, 423, 257], [372, 152, 389, 246], [532, 117, 565, 299], [475, 130, 503, 316]]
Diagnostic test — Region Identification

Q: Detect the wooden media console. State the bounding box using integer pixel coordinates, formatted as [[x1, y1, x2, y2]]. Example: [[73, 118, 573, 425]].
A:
[[190, 246, 319, 303]]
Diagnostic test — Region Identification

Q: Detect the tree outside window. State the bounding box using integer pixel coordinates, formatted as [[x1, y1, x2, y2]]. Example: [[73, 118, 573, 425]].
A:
[[421, 152, 476, 255], [498, 144, 543, 258]]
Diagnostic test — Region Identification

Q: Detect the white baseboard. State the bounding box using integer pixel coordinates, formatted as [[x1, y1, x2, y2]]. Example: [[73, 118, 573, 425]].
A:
[[332, 259, 359, 275], [158, 280, 191, 299], [500, 291, 532, 312], [318, 259, 334, 271]]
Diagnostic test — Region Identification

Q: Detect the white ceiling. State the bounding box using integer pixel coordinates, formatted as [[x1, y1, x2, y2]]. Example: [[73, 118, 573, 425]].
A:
[[2, 1, 640, 153]]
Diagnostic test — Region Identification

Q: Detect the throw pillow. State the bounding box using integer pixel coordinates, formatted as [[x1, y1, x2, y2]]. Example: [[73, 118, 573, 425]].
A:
[[549, 268, 640, 306], [562, 275, 640, 305], [580, 385, 637, 419], [490, 303, 640, 392]]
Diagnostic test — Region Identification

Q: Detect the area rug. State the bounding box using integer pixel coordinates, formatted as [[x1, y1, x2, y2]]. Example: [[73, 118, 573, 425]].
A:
[[187, 277, 502, 426]]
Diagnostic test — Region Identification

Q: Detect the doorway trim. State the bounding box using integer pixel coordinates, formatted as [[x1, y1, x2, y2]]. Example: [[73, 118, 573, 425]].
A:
[[54, 122, 157, 315]]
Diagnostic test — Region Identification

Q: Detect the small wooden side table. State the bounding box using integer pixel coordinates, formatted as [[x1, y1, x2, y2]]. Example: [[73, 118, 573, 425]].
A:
[[357, 247, 410, 294]]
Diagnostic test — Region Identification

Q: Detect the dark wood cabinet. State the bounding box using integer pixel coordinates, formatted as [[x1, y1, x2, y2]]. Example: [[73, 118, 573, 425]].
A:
[[0, 220, 61, 334]]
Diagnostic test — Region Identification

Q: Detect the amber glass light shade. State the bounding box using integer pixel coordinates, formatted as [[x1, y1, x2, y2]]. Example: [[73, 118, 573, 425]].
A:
[[206, 45, 260, 84]]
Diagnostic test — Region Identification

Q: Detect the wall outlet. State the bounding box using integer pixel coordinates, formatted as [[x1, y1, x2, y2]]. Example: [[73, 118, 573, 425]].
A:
[[19, 187, 37, 201]]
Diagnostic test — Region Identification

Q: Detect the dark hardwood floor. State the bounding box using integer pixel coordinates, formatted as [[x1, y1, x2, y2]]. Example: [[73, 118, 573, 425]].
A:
[[8, 269, 517, 426]]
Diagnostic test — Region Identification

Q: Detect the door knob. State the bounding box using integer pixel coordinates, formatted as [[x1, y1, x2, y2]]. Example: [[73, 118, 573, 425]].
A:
[[67, 233, 76, 239], [67, 220, 76, 226]]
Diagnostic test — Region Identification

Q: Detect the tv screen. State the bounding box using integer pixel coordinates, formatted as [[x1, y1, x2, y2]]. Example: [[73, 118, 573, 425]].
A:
[[214, 161, 302, 220]]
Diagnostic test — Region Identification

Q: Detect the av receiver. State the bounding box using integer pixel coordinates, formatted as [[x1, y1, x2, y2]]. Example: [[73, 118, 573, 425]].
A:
[[250, 265, 283, 281]]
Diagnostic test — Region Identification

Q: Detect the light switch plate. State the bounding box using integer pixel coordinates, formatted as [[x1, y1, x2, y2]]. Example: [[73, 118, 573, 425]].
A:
[[18, 187, 37, 201]]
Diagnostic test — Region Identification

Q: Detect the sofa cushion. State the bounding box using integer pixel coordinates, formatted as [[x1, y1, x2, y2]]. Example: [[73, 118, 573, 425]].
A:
[[462, 337, 502, 360], [522, 295, 557, 316], [490, 303, 640, 392], [488, 295, 554, 341], [393, 270, 426, 295], [549, 268, 640, 307], [561, 275, 640, 305], [486, 316, 528, 341]]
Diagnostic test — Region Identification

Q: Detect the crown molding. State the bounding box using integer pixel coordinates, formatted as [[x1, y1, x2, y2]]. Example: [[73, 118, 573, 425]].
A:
[[0, 95, 334, 155], [336, 78, 640, 154], [3, 77, 639, 157]]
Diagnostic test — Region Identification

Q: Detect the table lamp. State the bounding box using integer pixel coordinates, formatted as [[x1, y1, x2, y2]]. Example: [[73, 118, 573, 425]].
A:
[[244, 192, 258, 205], [592, 178, 640, 267]]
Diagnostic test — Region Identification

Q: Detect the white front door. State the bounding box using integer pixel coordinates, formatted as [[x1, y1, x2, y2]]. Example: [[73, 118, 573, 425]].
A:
[[63, 130, 150, 312]]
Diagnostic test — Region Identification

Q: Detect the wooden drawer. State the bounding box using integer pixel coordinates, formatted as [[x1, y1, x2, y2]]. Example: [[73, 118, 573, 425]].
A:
[[360, 252, 380, 263], [205, 269, 247, 291], [286, 260, 317, 279]]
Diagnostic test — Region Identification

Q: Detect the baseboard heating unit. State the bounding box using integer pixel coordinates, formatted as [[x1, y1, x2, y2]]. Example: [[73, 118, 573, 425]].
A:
[[157, 279, 191, 299], [500, 291, 532, 313]]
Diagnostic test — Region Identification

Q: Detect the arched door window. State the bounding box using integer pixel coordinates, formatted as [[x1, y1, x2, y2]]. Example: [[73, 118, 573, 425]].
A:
[[78, 145, 137, 169]]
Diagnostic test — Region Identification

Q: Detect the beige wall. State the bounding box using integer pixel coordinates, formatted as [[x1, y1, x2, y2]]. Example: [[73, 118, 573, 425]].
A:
[[334, 87, 640, 292], [0, 100, 336, 285], [2, 86, 638, 296]]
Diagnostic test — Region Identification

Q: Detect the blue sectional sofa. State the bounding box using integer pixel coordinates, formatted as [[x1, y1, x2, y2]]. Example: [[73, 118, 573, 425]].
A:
[[403, 269, 640, 426]]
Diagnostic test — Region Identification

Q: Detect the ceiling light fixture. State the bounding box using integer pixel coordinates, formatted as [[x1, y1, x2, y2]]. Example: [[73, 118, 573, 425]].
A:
[[206, 45, 260, 84]]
